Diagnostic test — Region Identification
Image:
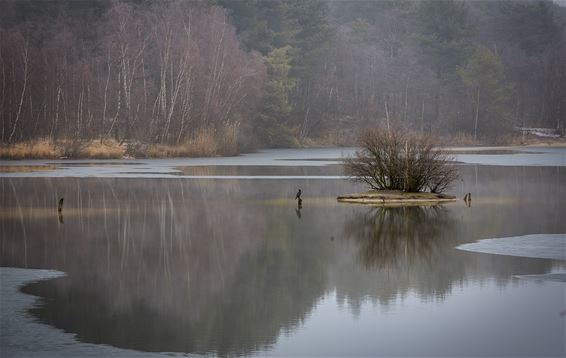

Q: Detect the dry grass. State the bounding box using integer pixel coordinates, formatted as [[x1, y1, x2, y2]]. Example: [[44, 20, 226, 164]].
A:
[[145, 127, 240, 158], [306, 130, 484, 148], [305, 129, 358, 147], [506, 134, 566, 147], [190, 128, 219, 157], [0, 139, 125, 159], [144, 130, 216, 158], [435, 132, 565, 146], [0, 139, 60, 159], [0, 132, 235, 159], [80, 140, 124, 159], [144, 144, 188, 158], [437, 132, 482, 146], [218, 123, 239, 156]]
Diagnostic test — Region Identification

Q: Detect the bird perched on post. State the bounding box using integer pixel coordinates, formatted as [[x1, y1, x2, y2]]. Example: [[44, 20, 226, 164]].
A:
[[463, 193, 471, 207], [58, 198, 64, 212]]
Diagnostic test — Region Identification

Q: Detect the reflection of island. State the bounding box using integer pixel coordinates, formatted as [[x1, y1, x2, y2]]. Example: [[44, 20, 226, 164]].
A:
[[343, 206, 456, 270], [333, 203, 557, 314]]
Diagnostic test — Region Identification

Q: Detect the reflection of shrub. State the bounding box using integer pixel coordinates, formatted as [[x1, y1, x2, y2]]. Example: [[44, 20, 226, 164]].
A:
[[344, 126, 458, 193], [344, 206, 454, 270]]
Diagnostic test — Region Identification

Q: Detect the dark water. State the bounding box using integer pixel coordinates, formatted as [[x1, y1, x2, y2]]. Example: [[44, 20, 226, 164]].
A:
[[1, 151, 565, 357]]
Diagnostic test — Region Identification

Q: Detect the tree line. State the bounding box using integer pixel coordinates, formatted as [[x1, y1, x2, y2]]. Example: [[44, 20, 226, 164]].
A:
[[1, 0, 565, 150]]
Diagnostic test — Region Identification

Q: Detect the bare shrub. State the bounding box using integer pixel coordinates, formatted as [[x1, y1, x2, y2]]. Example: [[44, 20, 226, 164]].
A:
[[344, 126, 458, 193]]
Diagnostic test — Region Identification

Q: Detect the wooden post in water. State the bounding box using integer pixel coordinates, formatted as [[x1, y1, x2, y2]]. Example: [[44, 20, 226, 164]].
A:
[[57, 197, 64, 223]]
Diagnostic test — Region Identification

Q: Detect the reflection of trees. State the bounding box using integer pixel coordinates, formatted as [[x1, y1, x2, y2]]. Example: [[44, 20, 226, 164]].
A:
[[3, 177, 335, 357], [343, 206, 455, 270], [176, 165, 341, 177], [25, 224, 327, 357]]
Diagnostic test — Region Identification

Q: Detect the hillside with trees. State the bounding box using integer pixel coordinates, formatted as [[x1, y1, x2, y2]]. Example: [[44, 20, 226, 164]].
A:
[[1, 0, 564, 157]]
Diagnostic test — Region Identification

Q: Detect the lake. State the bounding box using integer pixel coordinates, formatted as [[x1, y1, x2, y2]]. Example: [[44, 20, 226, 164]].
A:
[[1, 147, 565, 357]]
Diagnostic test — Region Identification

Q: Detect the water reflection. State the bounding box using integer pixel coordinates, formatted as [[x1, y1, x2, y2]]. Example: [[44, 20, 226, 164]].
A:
[[175, 165, 341, 177], [2, 177, 340, 356], [343, 206, 455, 270], [1, 163, 565, 356]]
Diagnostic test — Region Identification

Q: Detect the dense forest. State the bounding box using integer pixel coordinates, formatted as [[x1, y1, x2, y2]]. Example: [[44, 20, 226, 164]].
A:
[[1, 0, 565, 155]]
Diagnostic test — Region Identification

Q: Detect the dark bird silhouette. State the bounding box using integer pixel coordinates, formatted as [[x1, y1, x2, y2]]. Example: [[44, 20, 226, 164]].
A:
[[463, 193, 471, 207], [58, 198, 64, 212], [295, 189, 302, 200]]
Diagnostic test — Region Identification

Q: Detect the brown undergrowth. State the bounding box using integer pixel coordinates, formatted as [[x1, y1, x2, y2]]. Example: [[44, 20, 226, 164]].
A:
[[1, 127, 242, 159]]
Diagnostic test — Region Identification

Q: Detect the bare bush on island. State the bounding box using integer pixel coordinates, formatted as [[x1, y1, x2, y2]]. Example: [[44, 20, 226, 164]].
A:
[[344, 126, 458, 194]]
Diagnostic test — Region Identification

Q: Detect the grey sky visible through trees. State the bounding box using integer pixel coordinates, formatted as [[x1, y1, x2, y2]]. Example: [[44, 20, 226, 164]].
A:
[[1, 0, 565, 149]]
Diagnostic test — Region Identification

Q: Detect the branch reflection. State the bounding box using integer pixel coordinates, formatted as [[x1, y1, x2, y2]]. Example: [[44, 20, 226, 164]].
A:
[[343, 206, 456, 270]]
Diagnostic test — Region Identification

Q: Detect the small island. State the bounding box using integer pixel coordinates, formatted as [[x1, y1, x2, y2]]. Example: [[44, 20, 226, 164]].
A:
[[339, 126, 459, 206], [337, 190, 456, 205]]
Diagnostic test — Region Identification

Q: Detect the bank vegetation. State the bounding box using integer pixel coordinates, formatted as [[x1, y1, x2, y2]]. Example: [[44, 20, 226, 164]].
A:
[[1, 1, 564, 158]]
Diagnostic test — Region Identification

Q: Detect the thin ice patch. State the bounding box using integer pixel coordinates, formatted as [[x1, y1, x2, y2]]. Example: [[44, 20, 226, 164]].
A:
[[514, 273, 566, 282], [457, 234, 566, 260]]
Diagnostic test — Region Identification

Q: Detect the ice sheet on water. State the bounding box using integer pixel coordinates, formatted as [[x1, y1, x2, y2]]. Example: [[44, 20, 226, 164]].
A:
[[456, 234, 566, 261], [514, 273, 566, 282], [454, 146, 566, 167], [0, 146, 564, 178]]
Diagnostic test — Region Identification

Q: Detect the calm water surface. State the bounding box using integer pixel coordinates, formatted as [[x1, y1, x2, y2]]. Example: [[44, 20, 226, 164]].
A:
[[1, 147, 565, 357]]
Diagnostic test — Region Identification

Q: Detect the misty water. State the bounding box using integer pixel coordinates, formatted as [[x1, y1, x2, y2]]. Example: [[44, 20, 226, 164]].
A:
[[1, 147, 565, 357]]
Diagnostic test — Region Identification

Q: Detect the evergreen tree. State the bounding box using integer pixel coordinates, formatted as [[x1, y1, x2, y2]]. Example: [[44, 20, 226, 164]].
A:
[[288, 0, 333, 77], [416, 0, 473, 79], [459, 46, 510, 138], [256, 46, 297, 147], [497, 0, 561, 57], [217, 0, 295, 55]]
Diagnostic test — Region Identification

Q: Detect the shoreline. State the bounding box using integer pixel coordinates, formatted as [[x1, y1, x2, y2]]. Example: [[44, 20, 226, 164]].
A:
[[1, 136, 564, 160], [0, 267, 167, 357]]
